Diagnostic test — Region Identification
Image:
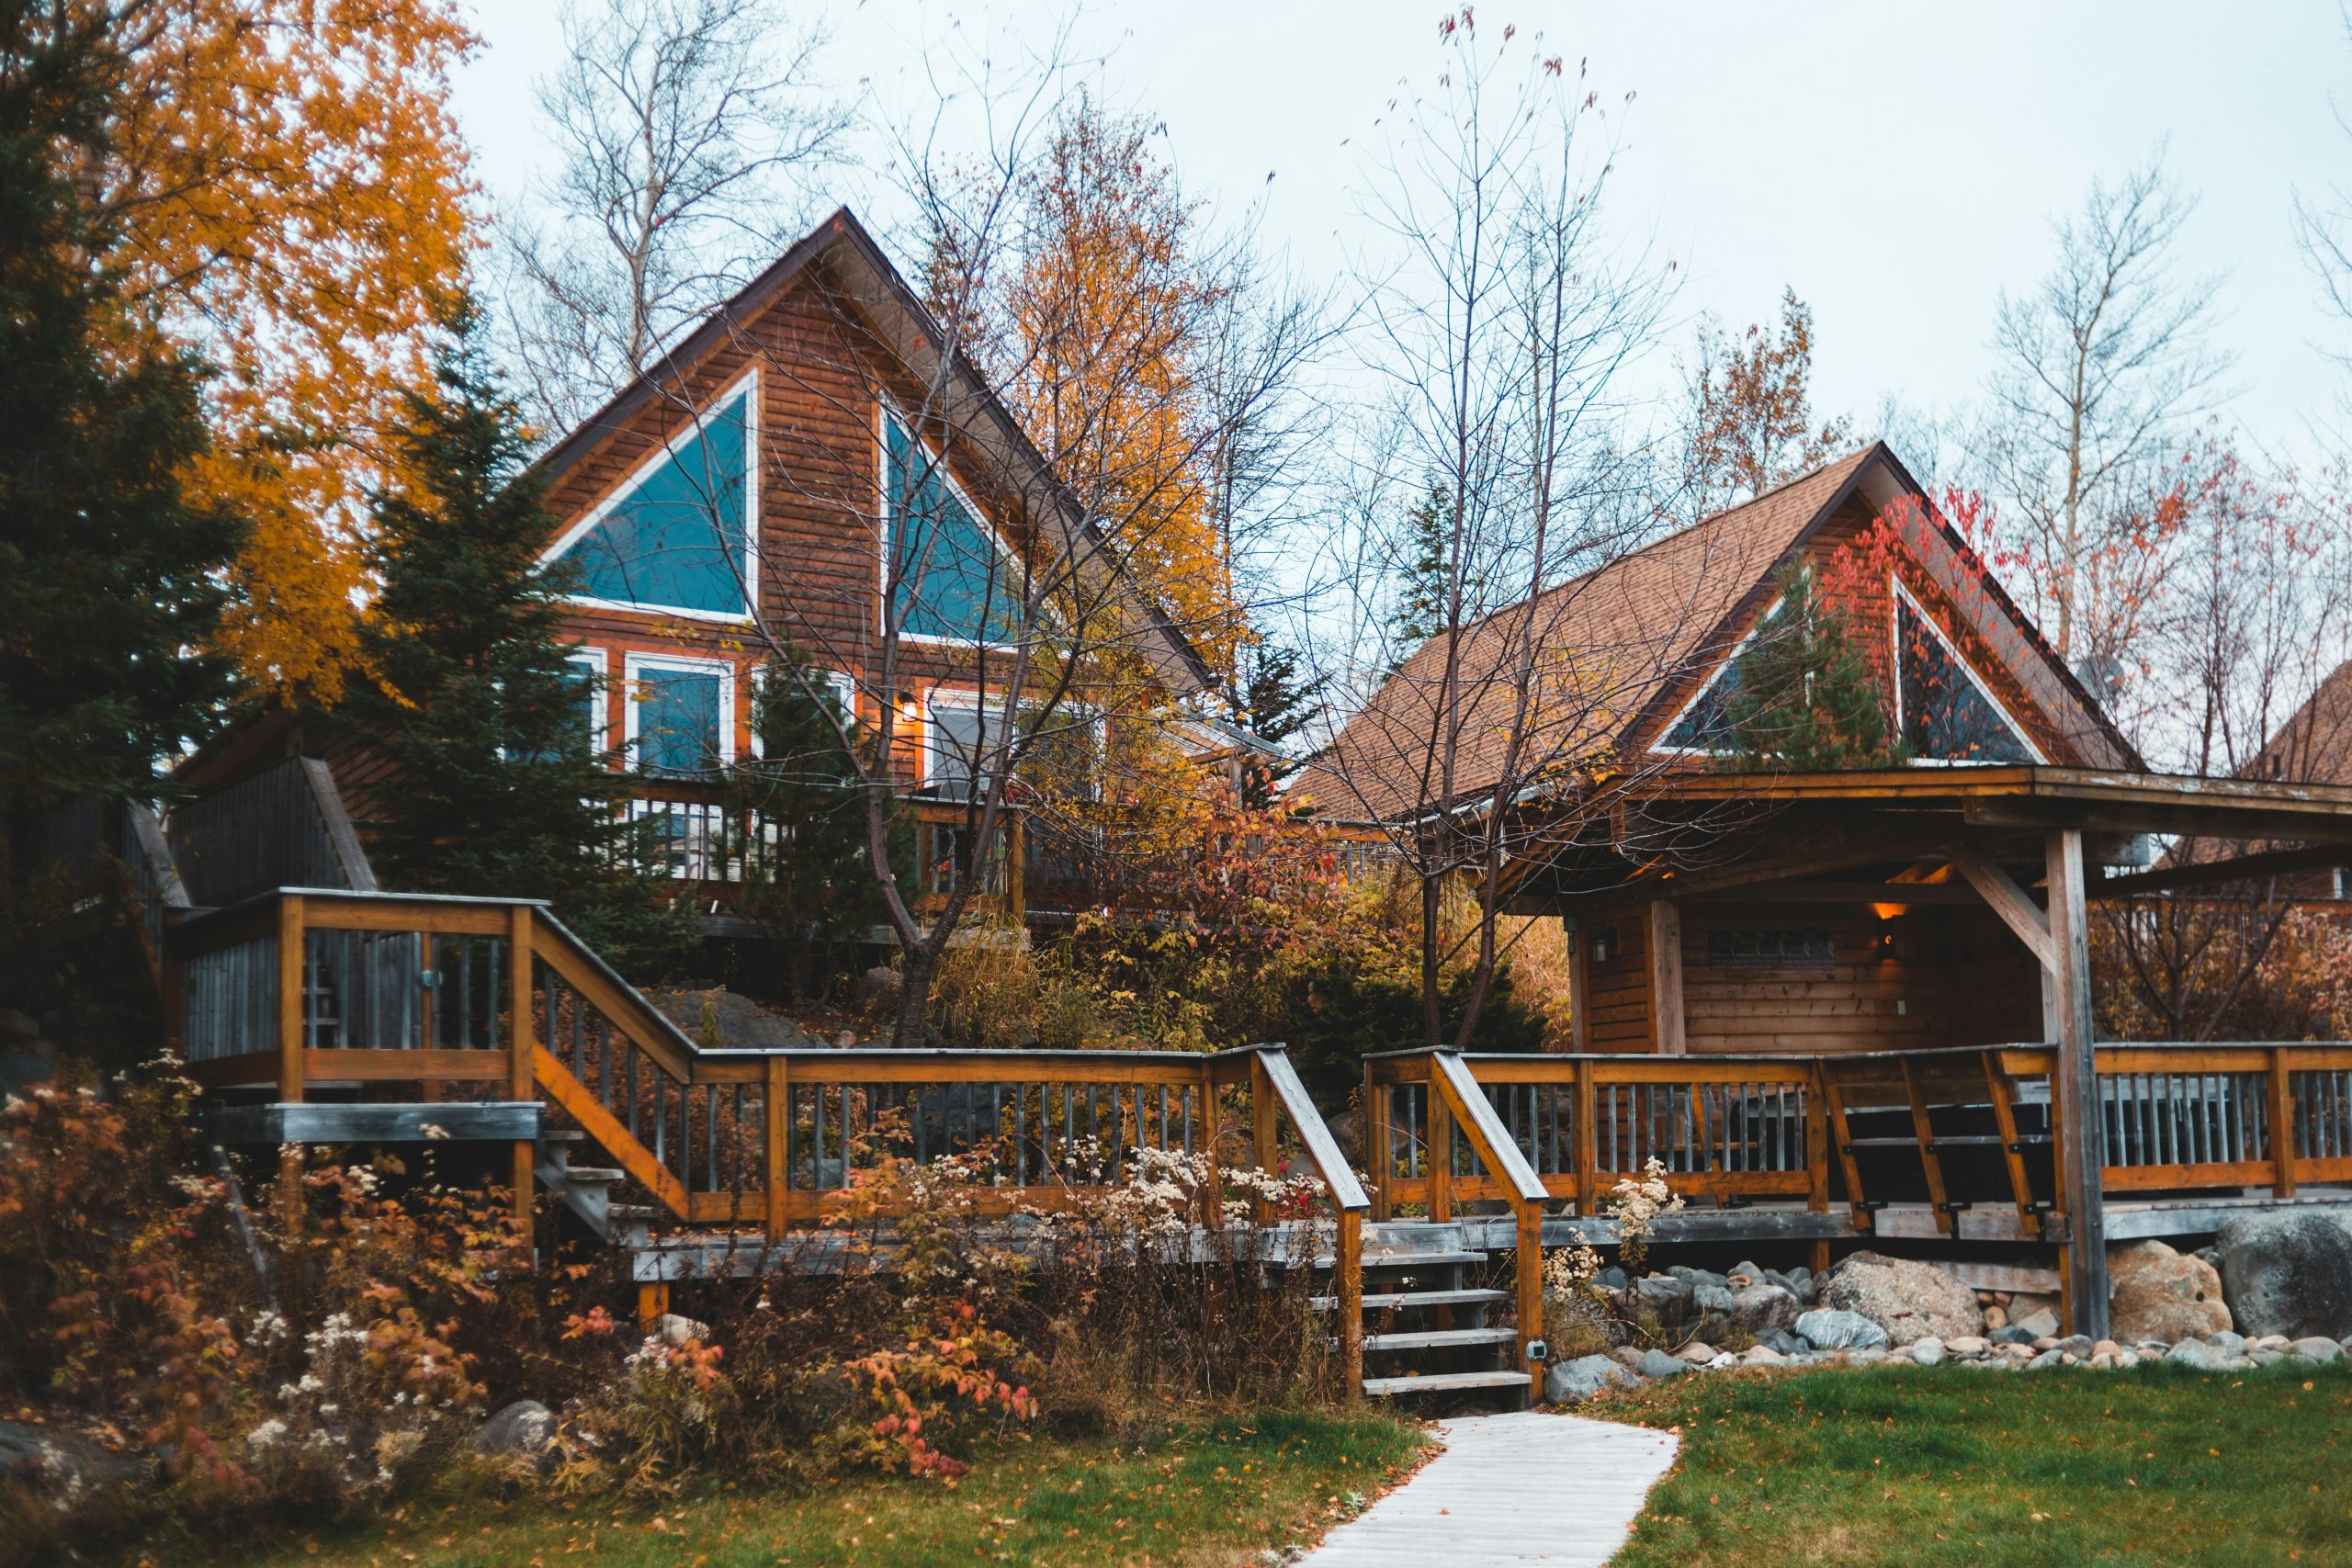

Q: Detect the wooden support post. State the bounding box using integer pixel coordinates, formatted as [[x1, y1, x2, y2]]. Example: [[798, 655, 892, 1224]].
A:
[[766, 1055, 790, 1238], [507, 904, 536, 1260], [1805, 1067, 1831, 1274], [1572, 1059, 1599, 1216], [1337, 1207, 1364, 1398], [2046, 829, 2109, 1341], [1247, 1054, 1280, 1227], [1199, 1064, 1224, 1227], [2270, 1047, 2300, 1198], [1566, 915, 1590, 1054], [1366, 1077, 1393, 1223], [277, 893, 307, 1231], [637, 1281, 670, 1332], [1983, 1052, 2043, 1238], [1428, 1070, 1453, 1224], [1646, 900, 1685, 1055], [1517, 1201, 1544, 1403], [1818, 1062, 1871, 1233]]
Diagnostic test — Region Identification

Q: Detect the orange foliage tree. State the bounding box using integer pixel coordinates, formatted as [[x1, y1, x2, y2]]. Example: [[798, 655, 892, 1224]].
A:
[[97, 0, 481, 703], [1680, 288, 1853, 520]]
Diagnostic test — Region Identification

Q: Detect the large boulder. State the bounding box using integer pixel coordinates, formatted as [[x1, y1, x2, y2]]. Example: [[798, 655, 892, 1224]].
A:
[[0, 1420, 139, 1502], [1819, 1252, 1983, 1347], [1544, 1354, 1641, 1404], [2108, 1239, 2232, 1342], [657, 987, 821, 1051], [2215, 1211, 2352, 1341]]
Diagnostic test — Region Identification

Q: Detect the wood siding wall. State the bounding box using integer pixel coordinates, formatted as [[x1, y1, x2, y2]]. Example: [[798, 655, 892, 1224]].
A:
[[1579, 901, 2042, 1055]]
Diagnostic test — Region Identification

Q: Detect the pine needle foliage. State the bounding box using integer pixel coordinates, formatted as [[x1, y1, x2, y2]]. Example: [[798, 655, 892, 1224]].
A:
[[333, 299, 693, 976], [1718, 559, 1908, 773]]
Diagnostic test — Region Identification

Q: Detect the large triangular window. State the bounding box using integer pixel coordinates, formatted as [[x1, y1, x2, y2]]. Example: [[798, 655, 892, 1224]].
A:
[[886, 418, 1019, 644], [1657, 597, 1789, 752], [1894, 583, 2039, 763], [549, 383, 752, 618]]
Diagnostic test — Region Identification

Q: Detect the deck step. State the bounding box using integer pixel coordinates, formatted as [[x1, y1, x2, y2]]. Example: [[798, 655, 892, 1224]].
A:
[[1361, 1370, 1532, 1397], [561, 1167, 627, 1183], [1363, 1326, 1519, 1351], [540, 1129, 587, 1144], [610, 1202, 661, 1218], [1310, 1286, 1510, 1312]]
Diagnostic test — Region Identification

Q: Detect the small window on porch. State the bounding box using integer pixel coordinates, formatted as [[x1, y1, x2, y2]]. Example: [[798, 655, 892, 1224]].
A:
[[1706, 928, 1837, 971]]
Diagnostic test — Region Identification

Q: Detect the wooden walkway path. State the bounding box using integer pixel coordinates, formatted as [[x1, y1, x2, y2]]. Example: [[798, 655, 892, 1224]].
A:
[[1304, 1410, 1679, 1566]]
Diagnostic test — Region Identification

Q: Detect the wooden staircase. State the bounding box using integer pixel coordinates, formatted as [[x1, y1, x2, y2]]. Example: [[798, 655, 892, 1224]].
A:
[[1318, 1224, 1532, 1402]]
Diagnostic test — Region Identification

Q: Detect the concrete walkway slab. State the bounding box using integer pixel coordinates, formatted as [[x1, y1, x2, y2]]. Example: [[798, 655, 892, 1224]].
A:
[[1303, 1409, 1679, 1566]]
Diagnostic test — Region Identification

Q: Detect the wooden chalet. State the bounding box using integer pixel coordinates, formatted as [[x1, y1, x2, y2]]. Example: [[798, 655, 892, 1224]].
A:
[[167, 206, 1217, 930], [1303, 445, 2352, 1342]]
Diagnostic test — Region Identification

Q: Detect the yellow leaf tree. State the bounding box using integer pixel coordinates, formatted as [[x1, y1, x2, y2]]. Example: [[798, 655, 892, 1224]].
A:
[[99, 0, 481, 703]]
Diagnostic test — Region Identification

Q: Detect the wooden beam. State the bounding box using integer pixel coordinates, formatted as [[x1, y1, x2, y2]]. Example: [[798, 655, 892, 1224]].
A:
[[1647, 900, 1685, 1055], [205, 1100, 542, 1144], [1566, 916, 1590, 1053], [2046, 829, 2109, 1340], [1951, 849, 2058, 971], [507, 904, 537, 1255], [1689, 879, 1984, 907], [2098, 841, 2352, 897]]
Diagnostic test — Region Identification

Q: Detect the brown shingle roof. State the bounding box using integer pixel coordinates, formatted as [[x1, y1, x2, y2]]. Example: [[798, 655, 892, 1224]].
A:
[[1293, 448, 1877, 824]]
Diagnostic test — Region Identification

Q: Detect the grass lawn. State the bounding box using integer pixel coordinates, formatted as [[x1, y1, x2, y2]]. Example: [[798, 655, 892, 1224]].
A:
[[1605, 1359, 2352, 1566], [179, 1411, 1430, 1568]]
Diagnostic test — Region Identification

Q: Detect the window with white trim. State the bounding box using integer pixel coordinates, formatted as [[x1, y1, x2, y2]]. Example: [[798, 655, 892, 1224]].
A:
[[1892, 581, 2040, 764], [626, 653, 737, 776], [548, 378, 756, 619]]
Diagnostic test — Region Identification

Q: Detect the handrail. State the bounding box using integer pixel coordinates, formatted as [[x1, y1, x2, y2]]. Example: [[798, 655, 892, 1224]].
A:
[[1424, 1050, 1545, 1400], [1253, 1047, 1371, 1213]]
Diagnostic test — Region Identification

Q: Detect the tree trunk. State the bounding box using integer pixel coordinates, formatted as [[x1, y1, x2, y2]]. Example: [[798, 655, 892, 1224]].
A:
[[1421, 873, 1442, 1046], [892, 944, 937, 1049]]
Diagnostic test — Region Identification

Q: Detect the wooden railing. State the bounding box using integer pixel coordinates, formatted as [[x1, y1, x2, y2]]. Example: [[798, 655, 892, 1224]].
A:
[[1369, 1042, 2352, 1262], [165, 889, 1365, 1378]]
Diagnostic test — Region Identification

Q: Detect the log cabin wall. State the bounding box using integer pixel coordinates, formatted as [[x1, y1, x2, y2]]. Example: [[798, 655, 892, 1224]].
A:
[[537, 260, 1026, 790], [1579, 900, 2042, 1054]]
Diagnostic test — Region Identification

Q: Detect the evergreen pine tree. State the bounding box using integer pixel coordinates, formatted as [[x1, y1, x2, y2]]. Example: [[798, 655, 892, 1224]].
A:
[[1392, 478, 1461, 651], [1229, 640, 1329, 809], [729, 649, 907, 999], [1718, 559, 1907, 773], [0, 2, 245, 822], [334, 298, 693, 976]]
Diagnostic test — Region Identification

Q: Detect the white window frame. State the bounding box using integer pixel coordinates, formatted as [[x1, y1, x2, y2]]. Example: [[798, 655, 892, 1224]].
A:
[[875, 403, 1025, 650], [1649, 594, 1786, 758], [569, 647, 609, 750], [543, 367, 761, 625], [623, 651, 739, 773], [747, 666, 857, 761], [922, 688, 1105, 798], [1888, 575, 2046, 766]]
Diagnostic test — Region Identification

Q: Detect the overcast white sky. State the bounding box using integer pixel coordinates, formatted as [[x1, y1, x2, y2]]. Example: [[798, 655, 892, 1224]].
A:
[[453, 1, 2352, 462]]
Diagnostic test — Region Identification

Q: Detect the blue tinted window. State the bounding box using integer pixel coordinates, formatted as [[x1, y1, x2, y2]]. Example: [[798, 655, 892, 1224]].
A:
[[1662, 599, 1787, 750], [887, 420, 1018, 642], [1897, 599, 2033, 762], [555, 389, 750, 615], [636, 667, 724, 775]]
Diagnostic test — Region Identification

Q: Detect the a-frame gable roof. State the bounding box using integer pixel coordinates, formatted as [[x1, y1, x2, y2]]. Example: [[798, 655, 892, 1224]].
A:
[[531, 206, 1216, 696], [1294, 444, 2136, 827]]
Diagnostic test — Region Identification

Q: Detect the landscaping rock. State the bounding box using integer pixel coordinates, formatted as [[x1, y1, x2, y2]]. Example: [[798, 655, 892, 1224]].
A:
[[1946, 1336, 1991, 1356], [1693, 1284, 1736, 1314], [1726, 1260, 1765, 1288], [2165, 1339, 2220, 1370], [658, 987, 822, 1052], [0, 1419, 139, 1500], [2108, 1239, 2232, 1343], [1758, 1327, 1809, 1357], [1795, 1309, 1891, 1351], [1596, 1266, 1629, 1292], [1730, 1282, 1802, 1337], [2027, 1348, 2066, 1369], [2208, 1330, 2247, 1358], [1636, 1348, 1688, 1380], [1784, 1265, 1817, 1303], [2051, 1335, 2094, 1359], [655, 1313, 712, 1347], [1609, 1345, 1648, 1371], [1633, 1275, 1694, 1316], [1743, 1344, 1788, 1365], [1989, 1325, 2040, 1347], [474, 1401, 558, 1471], [1669, 1266, 1730, 1291], [2215, 1210, 2352, 1341], [2290, 1337, 2343, 1363], [2011, 1308, 2060, 1340], [1672, 1341, 1719, 1364], [1908, 1337, 1947, 1366], [1544, 1354, 1641, 1404], [2251, 1348, 2291, 1368], [1821, 1252, 1984, 1346]]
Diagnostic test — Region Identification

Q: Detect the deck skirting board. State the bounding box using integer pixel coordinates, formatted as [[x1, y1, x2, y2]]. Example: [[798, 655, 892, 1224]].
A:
[[205, 1100, 542, 1144]]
